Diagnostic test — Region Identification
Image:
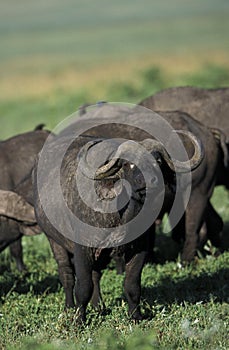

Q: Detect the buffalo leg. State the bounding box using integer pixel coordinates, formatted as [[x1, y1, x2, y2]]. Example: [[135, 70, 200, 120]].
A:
[[48, 238, 75, 308], [171, 215, 186, 244], [113, 254, 125, 274], [182, 193, 208, 262], [205, 202, 223, 248], [91, 270, 104, 310], [91, 250, 112, 310], [9, 238, 26, 272], [168, 194, 186, 244], [198, 222, 208, 248], [73, 245, 94, 322], [124, 250, 147, 321], [198, 202, 223, 249]]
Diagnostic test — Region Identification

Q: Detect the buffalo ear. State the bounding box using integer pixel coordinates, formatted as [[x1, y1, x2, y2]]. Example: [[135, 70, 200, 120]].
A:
[[210, 128, 228, 167], [0, 189, 36, 223]]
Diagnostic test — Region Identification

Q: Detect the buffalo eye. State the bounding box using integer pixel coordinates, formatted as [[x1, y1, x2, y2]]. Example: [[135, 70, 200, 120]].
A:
[[122, 161, 133, 170], [156, 156, 162, 165]]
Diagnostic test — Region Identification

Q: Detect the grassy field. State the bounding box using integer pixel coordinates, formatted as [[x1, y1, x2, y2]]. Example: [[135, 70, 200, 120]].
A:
[[0, 1, 229, 349], [0, 214, 228, 350], [0, 66, 228, 349]]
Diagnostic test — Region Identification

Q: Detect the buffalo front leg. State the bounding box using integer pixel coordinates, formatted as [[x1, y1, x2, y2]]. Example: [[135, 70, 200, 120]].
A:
[[73, 245, 94, 322], [124, 251, 147, 321], [48, 238, 75, 308]]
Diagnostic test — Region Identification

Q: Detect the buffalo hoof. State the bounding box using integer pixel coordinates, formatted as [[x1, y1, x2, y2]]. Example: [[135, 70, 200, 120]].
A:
[[15, 261, 27, 273], [64, 300, 75, 309], [129, 310, 145, 323]]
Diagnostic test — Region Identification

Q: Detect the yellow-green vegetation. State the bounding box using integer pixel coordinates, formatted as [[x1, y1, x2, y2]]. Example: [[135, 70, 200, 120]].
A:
[[1, 62, 229, 139], [1, 0, 229, 138], [0, 0, 229, 349]]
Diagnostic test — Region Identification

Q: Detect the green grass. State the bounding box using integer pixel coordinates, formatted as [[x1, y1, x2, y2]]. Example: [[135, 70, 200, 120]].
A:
[[1, 63, 229, 139], [0, 185, 228, 350], [0, 238, 228, 349]]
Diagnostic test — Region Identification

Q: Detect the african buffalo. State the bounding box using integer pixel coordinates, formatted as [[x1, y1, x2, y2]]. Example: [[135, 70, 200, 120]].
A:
[[0, 125, 49, 271], [139, 86, 229, 250], [139, 86, 229, 187], [33, 109, 203, 321]]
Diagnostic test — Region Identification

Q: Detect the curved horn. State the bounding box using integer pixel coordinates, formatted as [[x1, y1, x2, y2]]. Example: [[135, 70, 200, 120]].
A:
[[77, 139, 103, 179], [78, 139, 122, 180], [94, 140, 140, 180], [141, 131, 204, 173], [174, 130, 204, 171], [93, 158, 121, 179]]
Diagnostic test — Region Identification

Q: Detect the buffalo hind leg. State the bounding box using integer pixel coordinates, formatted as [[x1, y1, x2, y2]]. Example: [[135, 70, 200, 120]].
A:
[[205, 202, 223, 248], [9, 238, 26, 272]]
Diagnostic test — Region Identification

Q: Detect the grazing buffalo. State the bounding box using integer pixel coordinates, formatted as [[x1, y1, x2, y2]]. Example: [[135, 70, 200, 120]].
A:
[[33, 109, 203, 321], [139, 86, 229, 250], [0, 125, 49, 271]]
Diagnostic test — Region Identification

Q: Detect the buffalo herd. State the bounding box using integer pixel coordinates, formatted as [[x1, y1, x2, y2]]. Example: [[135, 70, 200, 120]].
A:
[[0, 86, 228, 322]]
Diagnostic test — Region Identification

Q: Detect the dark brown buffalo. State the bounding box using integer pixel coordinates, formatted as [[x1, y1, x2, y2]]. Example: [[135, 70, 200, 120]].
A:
[[0, 125, 49, 271], [139, 86, 229, 250], [33, 111, 203, 322]]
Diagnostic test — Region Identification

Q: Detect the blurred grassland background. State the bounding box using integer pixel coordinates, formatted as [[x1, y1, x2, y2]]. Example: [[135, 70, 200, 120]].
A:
[[0, 0, 229, 137], [0, 1, 229, 349]]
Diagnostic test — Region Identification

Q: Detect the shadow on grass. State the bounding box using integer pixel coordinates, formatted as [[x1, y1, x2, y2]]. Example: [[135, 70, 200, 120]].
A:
[[0, 222, 228, 312], [0, 273, 60, 300], [153, 220, 229, 264], [142, 267, 229, 307]]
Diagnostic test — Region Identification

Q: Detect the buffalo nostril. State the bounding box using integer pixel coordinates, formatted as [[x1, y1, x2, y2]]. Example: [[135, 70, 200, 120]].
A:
[[151, 176, 158, 185], [135, 177, 143, 185]]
